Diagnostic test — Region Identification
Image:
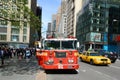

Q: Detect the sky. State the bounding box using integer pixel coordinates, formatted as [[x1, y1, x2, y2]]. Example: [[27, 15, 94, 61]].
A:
[[37, 0, 61, 38]]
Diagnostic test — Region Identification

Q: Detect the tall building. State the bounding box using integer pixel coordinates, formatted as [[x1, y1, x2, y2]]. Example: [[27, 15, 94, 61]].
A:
[[66, 0, 82, 37], [66, 0, 75, 36], [51, 14, 57, 32], [0, 0, 37, 48], [76, 0, 120, 52], [59, 14, 67, 37], [58, 0, 67, 37], [29, 0, 37, 47], [61, 0, 67, 14], [36, 6, 42, 41], [56, 6, 62, 33], [47, 22, 52, 37], [74, 0, 82, 37]]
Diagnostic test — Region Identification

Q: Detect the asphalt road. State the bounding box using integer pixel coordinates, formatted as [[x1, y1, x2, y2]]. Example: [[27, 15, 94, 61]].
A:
[[46, 59, 120, 80], [0, 57, 120, 80]]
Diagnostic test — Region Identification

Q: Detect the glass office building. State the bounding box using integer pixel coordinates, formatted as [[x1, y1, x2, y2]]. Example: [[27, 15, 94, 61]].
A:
[[76, 0, 120, 52]]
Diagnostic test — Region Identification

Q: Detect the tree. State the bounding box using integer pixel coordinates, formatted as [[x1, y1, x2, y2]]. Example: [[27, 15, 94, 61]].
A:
[[0, 0, 41, 30]]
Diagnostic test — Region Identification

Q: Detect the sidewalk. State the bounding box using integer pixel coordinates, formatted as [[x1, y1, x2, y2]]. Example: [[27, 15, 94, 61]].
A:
[[0, 56, 46, 80]]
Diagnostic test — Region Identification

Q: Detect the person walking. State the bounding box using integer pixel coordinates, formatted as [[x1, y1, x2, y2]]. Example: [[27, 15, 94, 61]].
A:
[[25, 48, 31, 59], [0, 47, 5, 66]]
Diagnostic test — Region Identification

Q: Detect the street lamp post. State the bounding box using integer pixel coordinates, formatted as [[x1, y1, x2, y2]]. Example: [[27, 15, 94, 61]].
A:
[[94, 36, 96, 50]]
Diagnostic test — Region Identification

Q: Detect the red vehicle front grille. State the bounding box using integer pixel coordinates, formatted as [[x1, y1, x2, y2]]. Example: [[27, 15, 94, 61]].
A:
[[55, 52, 66, 58]]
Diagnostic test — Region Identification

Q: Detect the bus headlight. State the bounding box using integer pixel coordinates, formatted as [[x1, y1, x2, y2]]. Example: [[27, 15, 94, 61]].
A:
[[48, 59, 54, 63], [68, 59, 74, 63], [46, 59, 54, 65]]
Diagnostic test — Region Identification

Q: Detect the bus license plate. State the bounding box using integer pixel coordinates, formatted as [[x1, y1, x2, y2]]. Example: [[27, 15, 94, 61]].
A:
[[68, 65, 72, 69], [58, 64, 63, 69]]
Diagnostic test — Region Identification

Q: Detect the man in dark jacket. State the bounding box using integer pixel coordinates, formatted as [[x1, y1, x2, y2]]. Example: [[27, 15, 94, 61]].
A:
[[0, 47, 5, 66]]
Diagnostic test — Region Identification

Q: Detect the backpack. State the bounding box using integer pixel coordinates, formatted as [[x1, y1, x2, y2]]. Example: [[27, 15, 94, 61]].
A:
[[26, 50, 30, 56]]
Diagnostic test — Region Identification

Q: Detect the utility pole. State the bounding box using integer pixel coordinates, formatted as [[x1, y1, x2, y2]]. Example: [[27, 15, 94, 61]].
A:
[[94, 36, 96, 50]]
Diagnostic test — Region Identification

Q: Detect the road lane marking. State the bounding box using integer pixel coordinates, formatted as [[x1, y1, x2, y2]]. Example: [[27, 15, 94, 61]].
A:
[[94, 69, 119, 80], [80, 68, 118, 80], [80, 69, 86, 72], [94, 70, 102, 75], [94, 69, 118, 80]]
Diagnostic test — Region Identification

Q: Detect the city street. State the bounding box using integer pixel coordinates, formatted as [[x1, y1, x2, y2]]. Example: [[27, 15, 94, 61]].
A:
[[0, 56, 46, 80], [0, 57, 120, 80], [46, 59, 120, 80], [1, 0, 120, 80]]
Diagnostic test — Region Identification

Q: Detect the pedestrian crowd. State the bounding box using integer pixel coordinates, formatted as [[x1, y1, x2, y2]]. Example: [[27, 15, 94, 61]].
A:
[[0, 47, 36, 66]]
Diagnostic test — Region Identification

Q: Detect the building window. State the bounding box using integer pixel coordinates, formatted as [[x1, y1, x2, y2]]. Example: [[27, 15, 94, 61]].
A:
[[24, 22, 27, 27], [0, 20, 7, 25], [93, 12, 100, 17], [99, 27, 104, 32], [23, 29, 27, 34], [100, 12, 105, 17], [100, 19, 104, 24], [93, 26, 96, 31], [95, 3, 100, 9], [11, 35, 19, 41], [93, 19, 97, 24], [23, 36, 26, 42], [0, 34, 6, 40], [11, 28, 19, 34]]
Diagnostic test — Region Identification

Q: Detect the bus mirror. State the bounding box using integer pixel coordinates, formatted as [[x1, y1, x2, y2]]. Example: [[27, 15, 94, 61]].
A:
[[77, 42, 80, 48], [38, 42, 41, 48]]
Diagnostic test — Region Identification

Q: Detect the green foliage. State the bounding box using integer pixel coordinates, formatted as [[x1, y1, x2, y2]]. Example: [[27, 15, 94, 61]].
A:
[[11, 21, 20, 28], [0, 0, 41, 30], [29, 11, 41, 30]]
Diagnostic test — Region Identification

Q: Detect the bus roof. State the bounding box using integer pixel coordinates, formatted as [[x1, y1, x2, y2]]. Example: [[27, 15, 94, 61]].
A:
[[44, 38, 77, 41]]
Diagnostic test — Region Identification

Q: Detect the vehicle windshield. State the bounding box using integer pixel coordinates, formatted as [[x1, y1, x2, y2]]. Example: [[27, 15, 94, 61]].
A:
[[44, 40, 77, 50], [90, 53, 100, 56]]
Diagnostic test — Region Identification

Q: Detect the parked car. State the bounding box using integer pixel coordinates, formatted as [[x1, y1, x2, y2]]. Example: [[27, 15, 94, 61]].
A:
[[79, 51, 111, 65], [99, 51, 118, 63]]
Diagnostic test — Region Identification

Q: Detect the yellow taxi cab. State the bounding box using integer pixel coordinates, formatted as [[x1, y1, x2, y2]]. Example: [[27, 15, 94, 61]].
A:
[[79, 51, 111, 65]]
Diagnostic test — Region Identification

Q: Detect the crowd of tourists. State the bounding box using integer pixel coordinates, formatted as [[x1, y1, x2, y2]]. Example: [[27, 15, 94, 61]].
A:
[[0, 47, 36, 66]]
